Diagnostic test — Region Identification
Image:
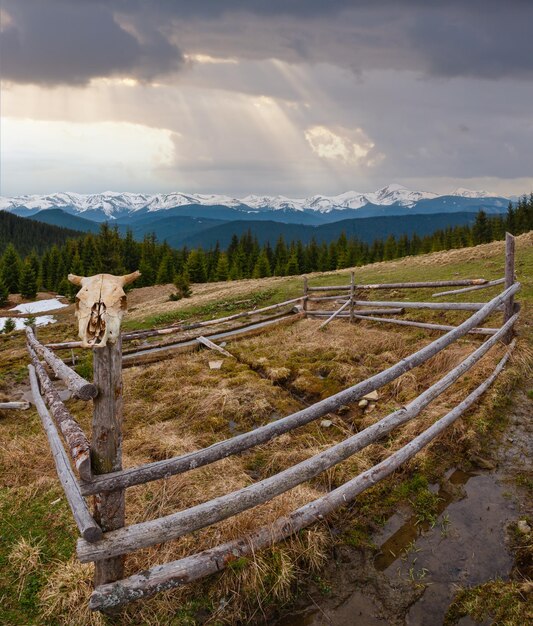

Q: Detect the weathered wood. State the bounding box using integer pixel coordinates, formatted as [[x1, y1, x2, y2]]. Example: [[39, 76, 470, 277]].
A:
[[432, 277, 505, 298], [352, 314, 499, 335], [318, 299, 351, 330], [349, 271, 355, 323], [28, 365, 102, 543], [122, 313, 303, 367], [89, 342, 515, 610], [302, 277, 308, 314], [78, 313, 518, 563], [307, 308, 404, 316], [46, 297, 307, 350], [196, 336, 234, 358], [503, 233, 516, 344], [26, 343, 92, 480], [92, 337, 125, 586], [352, 299, 501, 311], [79, 283, 519, 497], [308, 279, 488, 292], [0, 401, 30, 410], [26, 326, 97, 400]]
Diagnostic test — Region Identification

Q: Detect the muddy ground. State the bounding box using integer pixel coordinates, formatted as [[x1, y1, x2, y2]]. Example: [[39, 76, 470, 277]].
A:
[[272, 389, 532, 626]]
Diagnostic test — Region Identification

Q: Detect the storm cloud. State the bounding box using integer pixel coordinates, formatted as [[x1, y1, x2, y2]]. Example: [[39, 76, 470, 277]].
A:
[[2, 1, 533, 86]]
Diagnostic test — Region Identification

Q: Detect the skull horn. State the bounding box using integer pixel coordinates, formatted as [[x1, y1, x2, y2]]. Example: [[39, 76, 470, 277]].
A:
[[121, 270, 141, 286], [68, 274, 85, 286]]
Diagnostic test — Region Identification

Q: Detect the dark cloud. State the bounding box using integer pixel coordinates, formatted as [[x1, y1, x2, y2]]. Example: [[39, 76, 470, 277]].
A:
[[0, 0, 183, 86], [2, 0, 532, 86]]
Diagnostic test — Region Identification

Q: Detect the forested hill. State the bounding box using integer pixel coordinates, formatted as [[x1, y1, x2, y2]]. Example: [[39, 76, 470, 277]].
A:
[[0, 210, 84, 256]]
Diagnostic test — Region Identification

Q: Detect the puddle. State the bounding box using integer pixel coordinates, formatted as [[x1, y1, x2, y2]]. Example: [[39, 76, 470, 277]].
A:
[[275, 469, 519, 626], [374, 469, 473, 571]]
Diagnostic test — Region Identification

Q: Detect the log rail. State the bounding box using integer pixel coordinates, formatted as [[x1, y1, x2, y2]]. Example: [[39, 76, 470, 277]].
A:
[[23, 233, 521, 613]]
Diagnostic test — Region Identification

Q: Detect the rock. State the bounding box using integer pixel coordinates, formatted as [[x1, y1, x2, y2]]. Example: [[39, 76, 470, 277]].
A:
[[517, 520, 531, 534], [338, 404, 351, 415], [363, 390, 379, 401], [209, 361, 223, 370], [358, 399, 369, 408], [320, 419, 333, 428], [365, 403, 376, 413]]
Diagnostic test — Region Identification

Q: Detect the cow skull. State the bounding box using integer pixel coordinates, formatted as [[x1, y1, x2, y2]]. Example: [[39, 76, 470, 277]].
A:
[[68, 271, 141, 348]]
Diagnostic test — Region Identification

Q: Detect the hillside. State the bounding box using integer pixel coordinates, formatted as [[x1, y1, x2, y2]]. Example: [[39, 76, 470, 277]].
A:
[[0, 210, 84, 256], [30, 209, 99, 233], [0, 233, 531, 625]]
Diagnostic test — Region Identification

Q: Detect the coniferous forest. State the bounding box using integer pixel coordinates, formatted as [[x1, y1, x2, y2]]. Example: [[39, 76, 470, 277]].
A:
[[0, 195, 532, 304]]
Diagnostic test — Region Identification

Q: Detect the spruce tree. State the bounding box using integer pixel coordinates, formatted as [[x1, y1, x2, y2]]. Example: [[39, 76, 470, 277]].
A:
[[0, 279, 9, 307], [285, 252, 300, 275], [156, 253, 175, 284], [252, 250, 271, 278], [186, 249, 207, 283], [19, 259, 38, 299], [0, 244, 21, 294], [215, 253, 230, 281]]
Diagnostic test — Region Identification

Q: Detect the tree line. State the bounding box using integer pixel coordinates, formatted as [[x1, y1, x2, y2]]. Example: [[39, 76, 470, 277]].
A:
[[0, 195, 531, 306]]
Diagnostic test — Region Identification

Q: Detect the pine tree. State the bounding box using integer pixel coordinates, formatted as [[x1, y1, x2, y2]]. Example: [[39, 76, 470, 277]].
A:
[[173, 272, 191, 298], [0, 244, 21, 294], [285, 252, 300, 275], [0, 279, 9, 307], [215, 253, 230, 281], [2, 318, 16, 334], [186, 249, 207, 283], [156, 253, 175, 284], [252, 249, 271, 278], [19, 259, 38, 299]]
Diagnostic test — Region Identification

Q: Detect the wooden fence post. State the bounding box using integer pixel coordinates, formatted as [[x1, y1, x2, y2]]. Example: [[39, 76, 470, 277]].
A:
[[91, 336, 125, 587], [503, 232, 515, 344], [303, 276, 308, 316], [349, 271, 355, 323]]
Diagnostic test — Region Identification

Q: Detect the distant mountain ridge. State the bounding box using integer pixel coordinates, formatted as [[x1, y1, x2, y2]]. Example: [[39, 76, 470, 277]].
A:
[[0, 184, 509, 222]]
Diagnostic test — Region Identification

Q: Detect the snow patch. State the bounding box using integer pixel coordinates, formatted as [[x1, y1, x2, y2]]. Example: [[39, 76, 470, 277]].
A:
[[10, 298, 68, 314]]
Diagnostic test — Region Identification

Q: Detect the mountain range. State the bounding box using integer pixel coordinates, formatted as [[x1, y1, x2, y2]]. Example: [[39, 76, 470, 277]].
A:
[[0, 184, 511, 248]]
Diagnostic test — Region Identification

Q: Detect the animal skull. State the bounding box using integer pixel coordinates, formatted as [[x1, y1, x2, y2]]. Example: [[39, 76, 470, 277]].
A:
[[68, 271, 141, 348]]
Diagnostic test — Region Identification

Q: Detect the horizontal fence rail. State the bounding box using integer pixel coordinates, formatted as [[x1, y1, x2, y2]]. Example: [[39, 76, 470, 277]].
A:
[[77, 313, 519, 563], [79, 283, 519, 497], [88, 341, 516, 610], [432, 277, 505, 298], [307, 279, 489, 292]]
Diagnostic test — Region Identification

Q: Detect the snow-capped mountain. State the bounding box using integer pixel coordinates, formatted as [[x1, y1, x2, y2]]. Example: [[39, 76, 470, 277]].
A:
[[0, 184, 503, 219]]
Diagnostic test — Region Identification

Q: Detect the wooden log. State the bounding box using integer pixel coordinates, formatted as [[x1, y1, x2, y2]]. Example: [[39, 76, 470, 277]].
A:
[[26, 343, 92, 481], [28, 365, 102, 543], [196, 336, 234, 358], [46, 297, 307, 350], [122, 313, 303, 367], [303, 277, 308, 314], [503, 233, 516, 344], [318, 299, 351, 330], [0, 401, 31, 410], [349, 271, 355, 323], [431, 277, 505, 298], [26, 327, 97, 400], [308, 279, 488, 292], [308, 294, 351, 302], [78, 313, 518, 563], [89, 343, 515, 609], [352, 315, 499, 335], [91, 337, 125, 586], [307, 308, 404, 316], [352, 299, 501, 311], [79, 283, 519, 497]]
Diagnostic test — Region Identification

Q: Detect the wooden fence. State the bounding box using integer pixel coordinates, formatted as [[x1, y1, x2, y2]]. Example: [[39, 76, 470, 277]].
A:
[[26, 234, 520, 612]]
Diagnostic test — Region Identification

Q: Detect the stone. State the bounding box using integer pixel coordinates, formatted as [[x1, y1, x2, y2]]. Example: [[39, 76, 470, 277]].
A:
[[517, 520, 531, 534], [337, 404, 351, 415], [363, 390, 379, 401], [365, 403, 376, 413], [358, 399, 369, 408], [320, 419, 333, 428], [209, 361, 223, 370], [471, 455, 496, 470]]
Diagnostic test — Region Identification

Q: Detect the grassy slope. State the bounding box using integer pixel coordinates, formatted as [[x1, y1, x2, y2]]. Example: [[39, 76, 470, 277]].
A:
[[0, 233, 531, 625]]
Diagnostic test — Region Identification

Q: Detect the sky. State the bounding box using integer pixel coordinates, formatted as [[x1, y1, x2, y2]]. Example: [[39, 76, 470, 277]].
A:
[[1, 0, 532, 198]]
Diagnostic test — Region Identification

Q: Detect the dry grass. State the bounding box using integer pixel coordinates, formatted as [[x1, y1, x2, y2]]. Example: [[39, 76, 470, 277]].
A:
[[1, 234, 532, 624]]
